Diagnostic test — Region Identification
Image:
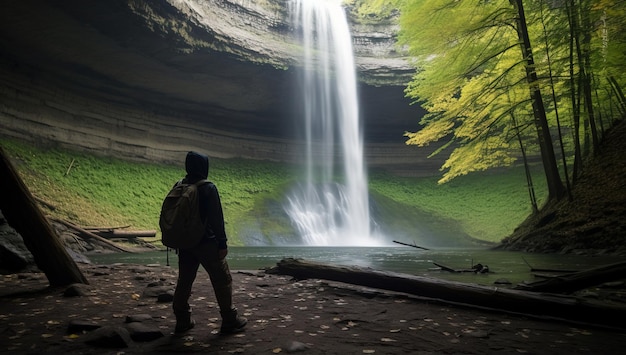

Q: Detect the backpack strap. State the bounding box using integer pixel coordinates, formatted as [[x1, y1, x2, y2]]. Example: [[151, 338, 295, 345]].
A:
[[193, 179, 209, 186], [192, 179, 212, 235]]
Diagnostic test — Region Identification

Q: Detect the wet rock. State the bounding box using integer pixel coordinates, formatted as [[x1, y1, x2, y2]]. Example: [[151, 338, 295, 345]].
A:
[[83, 326, 132, 348], [286, 340, 309, 353], [126, 322, 164, 342], [0, 220, 34, 271], [67, 320, 101, 334], [63, 283, 91, 297], [125, 314, 153, 323], [157, 291, 174, 303], [142, 285, 173, 298]]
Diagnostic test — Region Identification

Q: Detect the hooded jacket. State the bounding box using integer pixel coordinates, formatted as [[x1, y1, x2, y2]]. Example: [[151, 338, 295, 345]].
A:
[[182, 151, 228, 249]]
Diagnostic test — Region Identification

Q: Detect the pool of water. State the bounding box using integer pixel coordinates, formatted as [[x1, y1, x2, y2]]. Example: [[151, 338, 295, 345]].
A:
[[88, 246, 623, 287]]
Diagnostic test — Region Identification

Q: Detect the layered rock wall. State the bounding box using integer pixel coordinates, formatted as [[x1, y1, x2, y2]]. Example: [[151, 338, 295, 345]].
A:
[[0, 0, 439, 174]]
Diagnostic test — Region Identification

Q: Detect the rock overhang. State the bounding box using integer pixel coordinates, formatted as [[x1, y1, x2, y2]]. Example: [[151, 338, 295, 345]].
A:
[[0, 0, 436, 173]]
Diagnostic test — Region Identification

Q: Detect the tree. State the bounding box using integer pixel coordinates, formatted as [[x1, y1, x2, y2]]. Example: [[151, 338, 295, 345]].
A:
[[397, 0, 625, 202], [509, 0, 565, 200], [398, 0, 549, 186]]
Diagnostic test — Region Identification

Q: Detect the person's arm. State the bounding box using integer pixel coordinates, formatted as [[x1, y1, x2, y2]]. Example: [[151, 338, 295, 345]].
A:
[[207, 183, 228, 252]]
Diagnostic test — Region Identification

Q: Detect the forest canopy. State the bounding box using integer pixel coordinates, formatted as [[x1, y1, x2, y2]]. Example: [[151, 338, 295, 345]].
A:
[[354, 0, 626, 204]]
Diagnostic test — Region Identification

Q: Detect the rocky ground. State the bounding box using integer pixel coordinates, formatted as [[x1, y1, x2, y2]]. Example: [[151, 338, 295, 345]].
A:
[[1, 262, 626, 354]]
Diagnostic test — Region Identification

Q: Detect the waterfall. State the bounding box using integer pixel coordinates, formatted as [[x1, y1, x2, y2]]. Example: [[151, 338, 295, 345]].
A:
[[286, 0, 380, 246]]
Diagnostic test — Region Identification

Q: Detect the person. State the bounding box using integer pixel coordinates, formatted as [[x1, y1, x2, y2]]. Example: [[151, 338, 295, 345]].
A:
[[171, 151, 247, 334]]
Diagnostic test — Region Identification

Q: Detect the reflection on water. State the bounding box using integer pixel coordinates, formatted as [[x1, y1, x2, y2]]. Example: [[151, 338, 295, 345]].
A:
[[87, 247, 623, 287]]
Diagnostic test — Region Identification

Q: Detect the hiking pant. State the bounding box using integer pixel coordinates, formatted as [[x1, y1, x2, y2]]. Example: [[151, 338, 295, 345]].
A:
[[172, 239, 233, 320]]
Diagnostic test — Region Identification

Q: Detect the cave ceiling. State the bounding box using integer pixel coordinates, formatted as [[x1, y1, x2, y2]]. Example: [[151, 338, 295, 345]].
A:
[[0, 0, 431, 168]]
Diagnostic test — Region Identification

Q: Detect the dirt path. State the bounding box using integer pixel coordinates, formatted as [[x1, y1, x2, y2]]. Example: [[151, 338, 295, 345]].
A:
[[1, 263, 625, 354]]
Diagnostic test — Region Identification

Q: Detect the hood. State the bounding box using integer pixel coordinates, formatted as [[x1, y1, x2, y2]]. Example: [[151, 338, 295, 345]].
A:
[[185, 151, 209, 180]]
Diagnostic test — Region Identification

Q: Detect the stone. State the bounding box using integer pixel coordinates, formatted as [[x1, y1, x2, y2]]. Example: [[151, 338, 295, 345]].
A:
[[67, 320, 101, 334], [125, 322, 164, 342], [125, 314, 153, 323], [83, 326, 132, 348], [63, 283, 91, 297], [157, 291, 175, 303], [142, 286, 173, 298], [286, 340, 309, 353], [0, 222, 34, 271]]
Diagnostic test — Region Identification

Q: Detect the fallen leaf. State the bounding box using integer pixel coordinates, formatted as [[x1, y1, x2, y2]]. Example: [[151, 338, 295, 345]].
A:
[[272, 348, 282, 353]]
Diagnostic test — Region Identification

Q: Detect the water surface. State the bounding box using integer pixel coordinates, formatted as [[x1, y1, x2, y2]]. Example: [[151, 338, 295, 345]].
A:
[[88, 246, 622, 287]]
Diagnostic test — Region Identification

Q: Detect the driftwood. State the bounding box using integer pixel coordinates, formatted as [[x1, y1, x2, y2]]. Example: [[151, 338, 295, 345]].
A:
[[53, 218, 134, 253], [33, 196, 57, 211], [84, 225, 131, 232], [522, 257, 579, 273], [0, 147, 88, 286], [515, 261, 626, 294], [95, 229, 157, 239], [392, 240, 430, 250], [268, 258, 626, 329], [433, 261, 490, 274]]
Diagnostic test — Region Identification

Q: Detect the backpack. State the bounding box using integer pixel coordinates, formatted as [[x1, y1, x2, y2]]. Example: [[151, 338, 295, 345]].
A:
[[159, 179, 208, 249]]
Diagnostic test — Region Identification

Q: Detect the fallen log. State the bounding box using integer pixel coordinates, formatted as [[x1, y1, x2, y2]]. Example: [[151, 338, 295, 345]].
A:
[[84, 225, 131, 232], [522, 257, 579, 273], [268, 258, 626, 330], [94, 229, 157, 239], [33, 196, 57, 211], [53, 218, 134, 253], [432, 262, 477, 273], [515, 261, 626, 294], [392, 240, 429, 250]]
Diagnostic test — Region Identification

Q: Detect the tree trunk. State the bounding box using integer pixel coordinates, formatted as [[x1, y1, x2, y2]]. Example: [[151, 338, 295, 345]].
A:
[[515, 261, 626, 294], [566, 0, 583, 183], [0, 147, 88, 286], [268, 258, 626, 329], [608, 76, 626, 117], [510, 112, 538, 212], [510, 0, 565, 201]]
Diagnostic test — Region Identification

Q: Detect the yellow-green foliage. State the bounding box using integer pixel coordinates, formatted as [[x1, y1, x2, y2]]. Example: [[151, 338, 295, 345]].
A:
[[399, 0, 626, 185], [345, 0, 404, 22]]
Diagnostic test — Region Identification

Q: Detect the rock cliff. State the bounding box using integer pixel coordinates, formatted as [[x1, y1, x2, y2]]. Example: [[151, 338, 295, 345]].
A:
[[0, 0, 439, 173]]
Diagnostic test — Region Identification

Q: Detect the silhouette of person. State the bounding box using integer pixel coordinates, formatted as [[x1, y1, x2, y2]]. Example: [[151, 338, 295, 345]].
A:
[[171, 151, 247, 334]]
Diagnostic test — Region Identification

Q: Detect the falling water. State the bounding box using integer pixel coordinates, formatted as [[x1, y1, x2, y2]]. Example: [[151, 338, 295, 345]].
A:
[[286, 0, 380, 246]]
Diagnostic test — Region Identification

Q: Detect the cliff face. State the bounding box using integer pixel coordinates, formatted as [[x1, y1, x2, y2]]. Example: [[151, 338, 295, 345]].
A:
[[0, 0, 438, 173]]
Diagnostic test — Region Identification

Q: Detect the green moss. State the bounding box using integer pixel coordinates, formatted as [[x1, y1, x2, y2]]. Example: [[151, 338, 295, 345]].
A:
[[1, 138, 545, 245], [369, 167, 548, 243]]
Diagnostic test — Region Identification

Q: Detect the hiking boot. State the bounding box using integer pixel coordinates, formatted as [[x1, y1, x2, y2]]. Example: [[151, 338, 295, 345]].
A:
[[175, 318, 195, 333], [220, 308, 247, 334]]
